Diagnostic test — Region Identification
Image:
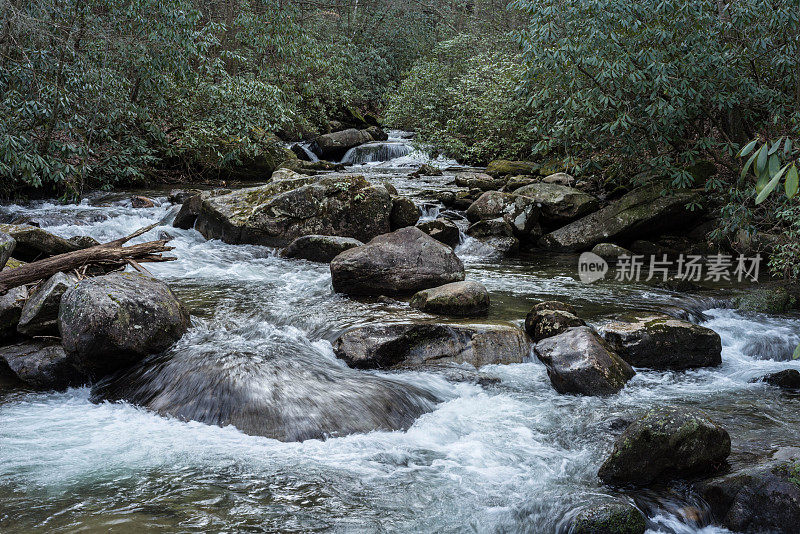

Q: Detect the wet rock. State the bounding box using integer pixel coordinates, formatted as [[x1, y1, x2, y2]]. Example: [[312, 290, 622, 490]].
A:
[[309, 128, 374, 160], [534, 326, 635, 396], [17, 272, 78, 337], [410, 281, 490, 317], [330, 227, 465, 296], [0, 232, 14, 270], [172, 194, 203, 230], [697, 460, 800, 533], [760, 369, 800, 390], [454, 172, 504, 191], [466, 191, 540, 237], [539, 184, 701, 251], [91, 345, 438, 442], [0, 286, 27, 340], [195, 175, 392, 247], [591, 243, 633, 260], [59, 272, 190, 380], [410, 164, 443, 178], [365, 125, 388, 141], [131, 195, 155, 208], [0, 341, 85, 390], [598, 406, 730, 485], [473, 236, 520, 256], [598, 313, 722, 370], [289, 143, 314, 161], [271, 167, 304, 181], [168, 188, 202, 204], [333, 322, 529, 369], [525, 309, 585, 341], [280, 159, 347, 174], [0, 224, 80, 261], [467, 217, 515, 238], [417, 218, 460, 248], [570, 502, 646, 534], [67, 235, 100, 248], [485, 160, 538, 177], [514, 183, 599, 224], [390, 197, 420, 230], [529, 300, 577, 315], [542, 172, 576, 187], [281, 235, 363, 263], [505, 175, 539, 190]]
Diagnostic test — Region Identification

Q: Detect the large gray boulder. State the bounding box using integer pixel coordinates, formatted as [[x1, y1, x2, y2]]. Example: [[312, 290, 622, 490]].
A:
[[417, 218, 460, 248], [0, 286, 27, 340], [539, 185, 701, 251], [0, 341, 85, 390], [59, 272, 190, 379], [598, 406, 731, 485], [466, 191, 540, 237], [17, 272, 77, 336], [513, 182, 599, 224], [195, 175, 393, 247], [410, 281, 490, 317], [598, 313, 722, 370], [310, 128, 374, 160], [0, 232, 15, 270], [333, 322, 529, 369], [281, 235, 363, 263], [330, 227, 465, 296], [0, 224, 81, 261], [172, 194, 202, 230], [534, 326, 635, 395], [91, 345, 438, 442]]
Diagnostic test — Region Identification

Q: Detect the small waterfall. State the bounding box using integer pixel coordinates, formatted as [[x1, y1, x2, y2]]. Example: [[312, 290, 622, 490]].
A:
[[341, 141, 413, 164], [290, 143, 320, 162]]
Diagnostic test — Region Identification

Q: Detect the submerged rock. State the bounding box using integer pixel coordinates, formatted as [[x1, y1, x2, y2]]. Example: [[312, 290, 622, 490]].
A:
[[598, 406, 730, 485], [513, 182, 599, 224], [466, 191, 540, 238], [534, 326, 634, 396], [59, 272, 190, 380], [570, 502, 647, 534], [195, 175, 392, 247], [333, 322, 529, 369], [17, 272, 78, 336], [0, 341, 85, 390], [0, 286, 28, 340], [539, 185, 701, 251], [410, 281, 490, 317], [91, 346, 438, 442], [281, 235, 363, 263], [0, 232, 15, 270], [390, 197, 420, 230], [330, 227, 465, 296], [598, 313, 722, 370], [417, 218, 460, 248]]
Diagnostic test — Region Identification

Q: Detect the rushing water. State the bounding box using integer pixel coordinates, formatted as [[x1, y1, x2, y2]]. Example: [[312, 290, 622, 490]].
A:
[[0, 147, 799, 533]]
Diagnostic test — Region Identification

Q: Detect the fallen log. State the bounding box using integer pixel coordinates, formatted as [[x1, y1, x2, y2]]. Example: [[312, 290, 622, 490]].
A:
[[0, 223, 176, 293]]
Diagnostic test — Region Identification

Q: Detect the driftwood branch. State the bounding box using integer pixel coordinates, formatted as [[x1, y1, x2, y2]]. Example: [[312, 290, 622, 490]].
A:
[[0, 224, 176, 293]]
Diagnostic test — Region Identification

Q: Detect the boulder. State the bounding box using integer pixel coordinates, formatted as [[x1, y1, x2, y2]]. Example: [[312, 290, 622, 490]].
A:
[[281, 235, 363, 263], [761, 369, 800, 390], [130, 195, 155, 208], [466, 191, 540, 237], [514, 183, 599, 224], [365, 125, 388, 141], [0, 286, 27, 340], [330, 227, 465, 296], [195, 175, 393, 247], [698, 460, 800, 533], [539, 185, 701, 251], [467, 218, 515, 238], [599, 313, 722, 370], [534, 326, 635, 396], [390, 197, 420, 230], [542, 172, 576, 186], [505, 175, 539, 190], [591, 243, 632, 260], [59, 272, 190, 379], [417, 218, 460, 248], [0, 341, 85, 390], [410, 164, 443, 177], [570, 502, 647, 534], [270, 167, 304, 181], [67, 235, 100, 248], [168, 188, 202, 204], [410, 281, 490, 317], [90, 346, 437, 442], [454, 173, 504, 191], [0, 224, 80, 261], [0, 232, 14, 270], [485, 160, 538, 177], [333, 322, 529, 369], [172, 194, 202, 230], [598, 406, 731, 485], [528, 300, 577, 315], [525, 309, 585, 341], [17, 272, 78, 336], [310, 128, 373, 160]]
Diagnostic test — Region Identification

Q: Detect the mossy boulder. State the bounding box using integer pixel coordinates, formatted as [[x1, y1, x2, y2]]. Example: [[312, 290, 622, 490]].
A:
[[0, 341, 86, 390], [570, 502, 647, 534], [598, 313, 722, 370], [539, 185, 701, 251], [534, 326, 634, 396], [59, 272, 190, 380], [525, 309, 585, 341], [0, 232, 15, 270], [281, 235, 363, 263], [417, 218, 460, 248], [454, 172, 504, 191], [410, 281, 490, 317], [598, 406, 730, 485], [733, 287, 794, 314], [330, 227, 465, 296], [466, 191, 540, 238], [513, 182, 599, 225], [333, 322, 528, 369], [195, 175, 393, 247], [485, 160, 538, 177]]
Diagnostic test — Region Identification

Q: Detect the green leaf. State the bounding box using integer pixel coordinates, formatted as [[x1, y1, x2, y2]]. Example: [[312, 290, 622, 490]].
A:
[[786, 165, 799, 198], [739, 149, 759, 185], [784, 138, 793, 158], [794, 342, 800, 360], [738, 139, 758, 157], [768, 138, 782, 155], [756, 144, 769, 174], [769, 153, 780, 176], [755, 162, 791, 204]]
